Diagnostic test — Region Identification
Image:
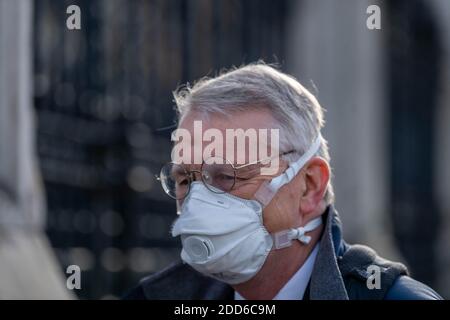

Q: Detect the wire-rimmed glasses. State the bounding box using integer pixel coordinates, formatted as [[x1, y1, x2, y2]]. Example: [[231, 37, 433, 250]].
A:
[[157, 151, 294, 200]]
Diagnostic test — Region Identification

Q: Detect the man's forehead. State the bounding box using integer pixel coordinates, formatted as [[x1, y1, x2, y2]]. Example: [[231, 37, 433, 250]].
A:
[[176, 111, 280, 151], [172, 109, 281, 169]]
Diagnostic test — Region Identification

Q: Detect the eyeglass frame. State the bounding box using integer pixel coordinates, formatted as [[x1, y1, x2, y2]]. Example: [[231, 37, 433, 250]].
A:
[[156, 150, 296, 200]]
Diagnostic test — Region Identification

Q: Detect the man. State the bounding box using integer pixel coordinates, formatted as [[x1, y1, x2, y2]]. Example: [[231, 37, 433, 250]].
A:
[[125, 64, 442, 300]]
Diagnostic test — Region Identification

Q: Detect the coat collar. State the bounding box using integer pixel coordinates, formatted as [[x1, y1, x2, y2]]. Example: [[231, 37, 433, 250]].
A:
[[308, 205, 349, 300]]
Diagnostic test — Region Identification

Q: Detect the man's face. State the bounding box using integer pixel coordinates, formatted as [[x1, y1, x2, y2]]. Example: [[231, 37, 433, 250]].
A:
[[175, 108, 308, 233]]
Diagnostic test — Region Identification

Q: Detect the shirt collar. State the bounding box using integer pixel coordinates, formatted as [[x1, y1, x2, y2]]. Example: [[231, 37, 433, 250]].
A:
[[234, 242, 320, 300]]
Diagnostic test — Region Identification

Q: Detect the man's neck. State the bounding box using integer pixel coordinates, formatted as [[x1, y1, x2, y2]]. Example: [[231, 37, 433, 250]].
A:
[[232, 223, 324, 300]]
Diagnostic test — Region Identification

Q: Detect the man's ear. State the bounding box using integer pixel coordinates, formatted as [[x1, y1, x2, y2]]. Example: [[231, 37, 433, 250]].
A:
[[299, 157, 330, 214]]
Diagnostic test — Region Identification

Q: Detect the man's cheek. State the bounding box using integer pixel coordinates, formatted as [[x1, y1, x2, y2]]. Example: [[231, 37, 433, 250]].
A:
[[262, 192, 298, 233]]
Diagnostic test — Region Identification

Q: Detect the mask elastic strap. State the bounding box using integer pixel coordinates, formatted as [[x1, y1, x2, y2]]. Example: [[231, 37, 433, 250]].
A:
[[254, 134, 322, 207], [272, 216, 323, 249]]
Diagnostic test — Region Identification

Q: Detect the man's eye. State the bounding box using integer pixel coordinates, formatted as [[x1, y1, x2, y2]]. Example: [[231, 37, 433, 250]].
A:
[[216, 174, 234, 181], [235, 174, 252, 181], [175, 176, 189, 185]]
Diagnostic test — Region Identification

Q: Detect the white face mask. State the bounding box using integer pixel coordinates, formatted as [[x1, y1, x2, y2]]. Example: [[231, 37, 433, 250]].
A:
[[171, 135, 323, 285]]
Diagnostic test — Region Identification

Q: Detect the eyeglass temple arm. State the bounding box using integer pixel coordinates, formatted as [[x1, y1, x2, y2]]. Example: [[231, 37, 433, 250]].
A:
[[233, 150, 295, 170]]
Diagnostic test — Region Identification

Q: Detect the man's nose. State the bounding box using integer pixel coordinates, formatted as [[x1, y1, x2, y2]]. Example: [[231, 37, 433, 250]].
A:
[[189, 170, 202, 182]]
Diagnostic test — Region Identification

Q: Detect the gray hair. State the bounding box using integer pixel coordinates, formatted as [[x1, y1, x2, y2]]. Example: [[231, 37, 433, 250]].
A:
[[173, 62, 334, 205]]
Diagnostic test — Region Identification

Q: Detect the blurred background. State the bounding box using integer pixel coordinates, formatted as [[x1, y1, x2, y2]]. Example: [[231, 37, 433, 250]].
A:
[[0, 0, 449, 299]]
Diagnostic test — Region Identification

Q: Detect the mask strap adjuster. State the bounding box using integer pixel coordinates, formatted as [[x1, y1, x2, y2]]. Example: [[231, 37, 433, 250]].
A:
[[254, 180, 276, 207], [272, 216, 323, 249]]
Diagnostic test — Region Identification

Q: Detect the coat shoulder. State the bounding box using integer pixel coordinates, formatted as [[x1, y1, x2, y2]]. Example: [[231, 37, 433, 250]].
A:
[[385, 275, 443, 300], [122, 262, 233, 300], [122, 262, 196, 300], [338, 243, 442, 300]]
